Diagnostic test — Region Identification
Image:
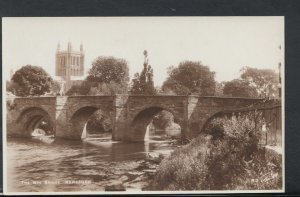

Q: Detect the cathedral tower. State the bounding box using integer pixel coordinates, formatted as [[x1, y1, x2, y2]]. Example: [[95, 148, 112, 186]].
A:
[[55, 42, 85, 92]]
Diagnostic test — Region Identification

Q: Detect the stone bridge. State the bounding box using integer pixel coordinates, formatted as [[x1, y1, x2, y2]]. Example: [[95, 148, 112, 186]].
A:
[[6, 95, 264, 141]]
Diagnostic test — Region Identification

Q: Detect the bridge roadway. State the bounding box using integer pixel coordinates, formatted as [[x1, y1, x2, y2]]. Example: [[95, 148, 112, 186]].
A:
[[6, 95, 264, 141]]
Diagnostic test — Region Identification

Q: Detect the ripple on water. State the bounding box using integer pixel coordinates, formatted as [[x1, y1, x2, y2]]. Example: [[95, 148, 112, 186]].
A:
[[7, 137, 177, 192]]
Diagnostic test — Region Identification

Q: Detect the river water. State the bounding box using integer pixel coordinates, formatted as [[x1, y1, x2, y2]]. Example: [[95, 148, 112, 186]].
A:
[[7, 136, 177, 192]]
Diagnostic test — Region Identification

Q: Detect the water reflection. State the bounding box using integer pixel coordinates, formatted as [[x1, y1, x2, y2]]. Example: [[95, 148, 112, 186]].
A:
[[32, 136, 55, 144], [7, 135, 177, 192]]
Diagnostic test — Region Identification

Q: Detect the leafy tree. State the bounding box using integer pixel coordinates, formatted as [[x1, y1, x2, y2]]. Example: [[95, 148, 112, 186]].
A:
[[67, 80, 129, 96], [214, 82, 225, 96], [162, 61, 216, 95], [223, 79, 258, 98], [162, 79, 191, 95], [131, 50, 156, 95], [87, 56, 129, 86], [89, 81, 128, 95], [6, 80, 19, 95], [67, 56, 130, 96], [240, 67, 279, 98], [66, 80, 92, 96], [49, 80, 61, 95], [10, 65, 53, 96]]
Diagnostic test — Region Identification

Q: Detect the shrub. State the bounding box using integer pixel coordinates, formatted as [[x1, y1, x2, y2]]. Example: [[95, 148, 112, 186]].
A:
[[148, 112, 282, 190]]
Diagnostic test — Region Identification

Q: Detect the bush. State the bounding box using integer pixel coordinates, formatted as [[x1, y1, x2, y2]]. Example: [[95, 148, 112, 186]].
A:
[[148, 112, 282, 190]]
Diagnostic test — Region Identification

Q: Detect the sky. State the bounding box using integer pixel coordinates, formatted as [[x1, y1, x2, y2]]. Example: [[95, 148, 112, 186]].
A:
[[2, 17, 284, 86]]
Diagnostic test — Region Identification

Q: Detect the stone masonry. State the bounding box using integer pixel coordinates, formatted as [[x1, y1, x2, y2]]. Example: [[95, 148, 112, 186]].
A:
[[6, 95, 264, 141]]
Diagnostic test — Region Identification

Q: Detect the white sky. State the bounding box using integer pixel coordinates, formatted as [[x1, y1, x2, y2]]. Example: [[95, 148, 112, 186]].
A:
[[2, 17, 284, 86]]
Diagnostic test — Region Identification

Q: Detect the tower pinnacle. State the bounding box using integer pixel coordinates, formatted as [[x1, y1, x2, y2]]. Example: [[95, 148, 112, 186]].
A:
[[57, 42, 60, 52], [67, 41, 72, 51], [80, 43, 84, 52]]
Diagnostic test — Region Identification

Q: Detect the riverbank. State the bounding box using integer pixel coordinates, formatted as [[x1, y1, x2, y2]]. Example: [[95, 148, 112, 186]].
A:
[[146, 115, 283, 191]]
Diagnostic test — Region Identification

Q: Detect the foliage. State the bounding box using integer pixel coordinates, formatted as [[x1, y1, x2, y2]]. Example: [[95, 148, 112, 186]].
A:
[[6, 80, 19, 95], [87, 56, 129, 86], [161, 79, 191, 95], [214, 81, 225, 96], [152, 110, 174, 130], [66, 80, 128, 96], [240, 67, 279, 98], [149, 112, 282, 190], [49, 80, 61, 95], [86, 110, 112, 134], [221, 67, 279, 98], [162, 61, 216, 95], [223, 79, 258, 97], [67, 56, 129, 96], [130, 50, 156, 95], [66, 80, 92, 96], [89, 81, 128, 95], [10, 65, 53, 96]]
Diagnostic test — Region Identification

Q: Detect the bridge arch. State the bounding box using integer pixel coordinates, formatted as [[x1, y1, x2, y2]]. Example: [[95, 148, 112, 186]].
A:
[[197, 110, 230, 135], [67, 98, 114, 122], [199, 107, 260, 136], [69, 106, 113, 139], [128, 106, 184, 142], [16, 107, 55, 137]]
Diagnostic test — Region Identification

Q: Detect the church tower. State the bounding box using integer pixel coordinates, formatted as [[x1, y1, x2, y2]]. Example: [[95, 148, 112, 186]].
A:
[[55, 42, 85, 92]]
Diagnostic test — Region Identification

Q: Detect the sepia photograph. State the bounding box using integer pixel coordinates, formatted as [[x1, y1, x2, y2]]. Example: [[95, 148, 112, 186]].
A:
[[2, 16, 284, 194]]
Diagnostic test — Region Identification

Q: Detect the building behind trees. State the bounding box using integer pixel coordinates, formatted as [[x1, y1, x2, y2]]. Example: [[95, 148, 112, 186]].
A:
[[55, 42, 85, 92]]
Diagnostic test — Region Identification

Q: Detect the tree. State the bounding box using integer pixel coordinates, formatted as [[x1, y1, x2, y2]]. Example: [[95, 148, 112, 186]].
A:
[[223, 79, 258, 98], [214, 82, 225, 96], [10, 65, 53, 96], [87, 56, 129, 86], [240, 67, 279, 98], [162, 61, 216, 95], [49, 80, 61, 95], [67, 56, 130, 96], [66, 80, 93, 96], [6, 80, 19, 95], [89, 81, 128, 95], [130, 50, 157, 95]]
